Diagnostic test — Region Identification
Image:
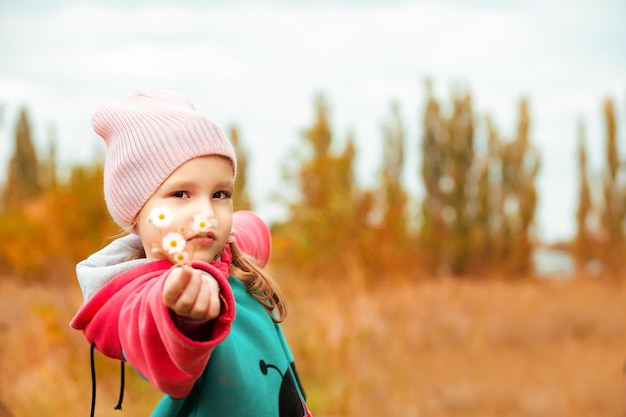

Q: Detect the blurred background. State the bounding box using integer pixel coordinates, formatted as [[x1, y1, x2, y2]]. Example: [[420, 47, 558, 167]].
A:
[[1, 0, 625, 416]]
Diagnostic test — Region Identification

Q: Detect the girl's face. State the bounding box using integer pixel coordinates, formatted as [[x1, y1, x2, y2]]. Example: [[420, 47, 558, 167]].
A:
[[136, 155, 235, 263]]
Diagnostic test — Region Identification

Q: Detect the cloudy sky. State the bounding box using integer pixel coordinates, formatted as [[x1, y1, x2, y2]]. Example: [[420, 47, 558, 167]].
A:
[[0, 0, 624, 243]]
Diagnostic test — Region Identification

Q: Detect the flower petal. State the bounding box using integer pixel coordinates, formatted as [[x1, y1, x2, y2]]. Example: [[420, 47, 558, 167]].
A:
[[148, 206, 173, 228], [162, 232, 186, 254]]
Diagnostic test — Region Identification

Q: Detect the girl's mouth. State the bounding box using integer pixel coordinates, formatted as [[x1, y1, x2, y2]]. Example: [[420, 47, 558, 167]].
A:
[[189, 231, 215, 246], [196, 237, 214, 246]]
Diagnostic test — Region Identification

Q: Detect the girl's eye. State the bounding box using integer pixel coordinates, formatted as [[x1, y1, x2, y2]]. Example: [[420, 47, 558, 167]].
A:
[[213, 191, 231, 199], [171, 191, 190, 199]]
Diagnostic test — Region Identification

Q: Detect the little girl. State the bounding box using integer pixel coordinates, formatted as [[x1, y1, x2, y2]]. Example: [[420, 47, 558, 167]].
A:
[[70, 90, 311, 417]]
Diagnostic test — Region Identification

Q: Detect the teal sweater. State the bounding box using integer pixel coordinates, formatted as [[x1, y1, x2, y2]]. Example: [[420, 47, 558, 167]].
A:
[[152, 276, 308, 417]]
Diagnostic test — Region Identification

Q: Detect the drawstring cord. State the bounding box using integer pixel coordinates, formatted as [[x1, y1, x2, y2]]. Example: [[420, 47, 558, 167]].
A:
[[90, 343, 96, 417], [89, 342, 126, 416], [114, 361, 125, 410]]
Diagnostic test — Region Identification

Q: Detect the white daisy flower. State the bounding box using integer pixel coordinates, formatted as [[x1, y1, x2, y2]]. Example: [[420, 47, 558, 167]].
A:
[[172, 251, 189, 264], [162, 232, 186, 254], [192, 214, 217, 233], [147, 206, 173, 228]]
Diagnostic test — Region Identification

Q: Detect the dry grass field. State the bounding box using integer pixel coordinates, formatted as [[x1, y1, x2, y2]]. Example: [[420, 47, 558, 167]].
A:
[[0, 273, 625, 417]]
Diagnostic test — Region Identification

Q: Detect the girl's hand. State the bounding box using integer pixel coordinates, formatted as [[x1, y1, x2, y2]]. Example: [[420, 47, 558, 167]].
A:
[[162, 266, 222, 321]]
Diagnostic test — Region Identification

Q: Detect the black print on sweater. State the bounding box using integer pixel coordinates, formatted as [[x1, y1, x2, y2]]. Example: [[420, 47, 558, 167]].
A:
[[259, 360, 306, 417]]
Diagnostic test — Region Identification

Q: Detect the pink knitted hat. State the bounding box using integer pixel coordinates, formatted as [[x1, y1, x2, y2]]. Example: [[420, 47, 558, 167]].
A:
[[92, 90, 237, 231]]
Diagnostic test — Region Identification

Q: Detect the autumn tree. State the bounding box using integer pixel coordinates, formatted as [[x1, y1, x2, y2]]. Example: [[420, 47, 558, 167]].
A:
[[0, 107, 119, 281], [274, 95, 374, 275], [374, 101, 411, 267], [419, 87, 540, 277], [0, 159, 119, 282], [3, 108, 41, 209], [574, 120, 594, 273], [229, 125, 252, 211], [41, 124, 59, 191], [597, 98, 625, 277], [491, 99, 540, 276], [419, 89, 477, 275], [419, 89, 446, 273]]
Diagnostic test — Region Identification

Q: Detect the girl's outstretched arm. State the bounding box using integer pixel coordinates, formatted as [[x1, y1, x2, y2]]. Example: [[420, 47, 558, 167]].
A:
[[71, 260, 235, 399]]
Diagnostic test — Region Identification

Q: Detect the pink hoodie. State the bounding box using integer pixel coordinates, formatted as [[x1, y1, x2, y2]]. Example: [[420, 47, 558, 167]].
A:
[[70, 210, 271, 398]]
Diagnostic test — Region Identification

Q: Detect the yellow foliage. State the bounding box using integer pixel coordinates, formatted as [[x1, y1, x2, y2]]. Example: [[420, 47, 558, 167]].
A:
[[0, 163, 119, 283]]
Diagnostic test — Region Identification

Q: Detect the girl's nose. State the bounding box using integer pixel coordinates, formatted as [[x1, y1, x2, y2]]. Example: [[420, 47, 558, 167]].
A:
[[195, 198, 215, 216]]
